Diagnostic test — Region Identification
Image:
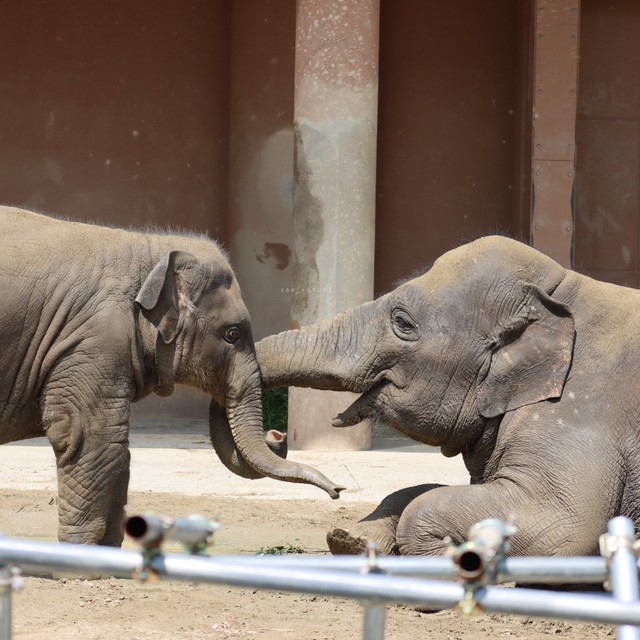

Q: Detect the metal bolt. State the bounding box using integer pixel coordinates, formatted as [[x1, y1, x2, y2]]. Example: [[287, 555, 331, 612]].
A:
[[567, 171, 574, 177]]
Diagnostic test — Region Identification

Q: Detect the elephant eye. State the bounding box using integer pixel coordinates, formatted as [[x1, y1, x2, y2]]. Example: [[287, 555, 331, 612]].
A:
[[224, 326, 241, 344], [391, 308, 419, 341]]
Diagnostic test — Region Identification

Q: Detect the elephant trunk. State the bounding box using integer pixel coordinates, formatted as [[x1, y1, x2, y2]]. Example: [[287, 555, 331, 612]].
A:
[[212, 364, 344, 499], [209, 400, 287, 480], [256, 304, 372, 393]]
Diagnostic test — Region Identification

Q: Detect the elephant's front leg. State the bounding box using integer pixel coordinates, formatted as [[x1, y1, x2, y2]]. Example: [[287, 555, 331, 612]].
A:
[[43, 386, 131, 546], [55, 439, 130, 546], [327, 484, 445, 555], [395, 478, 607, 557]]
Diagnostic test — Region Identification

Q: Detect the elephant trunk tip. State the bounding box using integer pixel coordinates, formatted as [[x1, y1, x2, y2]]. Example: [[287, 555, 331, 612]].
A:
[[284, 460, 346, 499], [308, 471, 346, 499], [330, 485, 346, 500]]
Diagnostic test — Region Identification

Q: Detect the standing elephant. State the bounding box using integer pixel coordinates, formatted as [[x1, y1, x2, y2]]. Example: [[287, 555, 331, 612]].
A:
[[0, 207, 342, 546], [255, 235, 640, 557]]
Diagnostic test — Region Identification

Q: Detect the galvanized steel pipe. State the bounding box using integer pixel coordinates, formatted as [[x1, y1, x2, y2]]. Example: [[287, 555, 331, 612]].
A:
[[606, 517, 640, 640], [0, 537, 622, 583], [0, 566, 12, 640], [1, 537, 640, 626]]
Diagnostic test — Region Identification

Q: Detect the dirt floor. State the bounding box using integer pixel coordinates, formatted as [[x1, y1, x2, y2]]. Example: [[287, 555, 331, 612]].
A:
[[0, 489, 617, 640]]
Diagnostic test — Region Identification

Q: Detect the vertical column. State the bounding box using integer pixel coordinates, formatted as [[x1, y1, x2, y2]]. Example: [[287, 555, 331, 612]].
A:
[[530, 0, 580, 268], [288, 0, 380, 450]]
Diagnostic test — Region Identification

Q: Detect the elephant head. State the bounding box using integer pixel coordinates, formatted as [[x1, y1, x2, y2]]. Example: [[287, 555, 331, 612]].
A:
[[135, 248, 343, 498], [256, 236, 575, 458]]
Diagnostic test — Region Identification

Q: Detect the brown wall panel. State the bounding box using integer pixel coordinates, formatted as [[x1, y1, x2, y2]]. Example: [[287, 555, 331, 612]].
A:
[[577, 0, 640, 119], [575, 119, 640, 272], [374, 0, 526, 293], [0, 0, 230, 236], [575, 0, 640, 284]]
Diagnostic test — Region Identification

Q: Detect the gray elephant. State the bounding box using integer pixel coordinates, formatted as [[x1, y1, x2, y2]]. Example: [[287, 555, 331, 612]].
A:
[[0, 206, 342, 546], [255, 235, 640, 557]]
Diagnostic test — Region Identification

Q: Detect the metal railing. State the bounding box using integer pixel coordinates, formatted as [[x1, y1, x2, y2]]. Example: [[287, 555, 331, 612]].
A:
[[0, 515, 638, 640]]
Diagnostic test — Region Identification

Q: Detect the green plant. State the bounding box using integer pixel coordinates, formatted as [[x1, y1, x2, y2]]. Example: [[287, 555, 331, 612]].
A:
[[257, 540, 306, 555], [261, 387, 288, 432]]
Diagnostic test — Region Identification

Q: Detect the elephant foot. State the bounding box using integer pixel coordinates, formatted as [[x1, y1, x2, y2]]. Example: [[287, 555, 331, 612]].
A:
[[326, 528, 368, 555], [327, 526, 400, 556]]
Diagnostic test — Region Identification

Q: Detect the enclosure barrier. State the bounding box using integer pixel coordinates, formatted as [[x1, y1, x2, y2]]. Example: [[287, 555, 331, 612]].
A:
[[0, 516, 639, 640]]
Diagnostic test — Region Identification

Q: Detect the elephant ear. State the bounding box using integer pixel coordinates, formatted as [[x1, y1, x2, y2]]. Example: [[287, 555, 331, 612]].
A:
[[476, 283, 575, 419], [135, 250, 200, 344]]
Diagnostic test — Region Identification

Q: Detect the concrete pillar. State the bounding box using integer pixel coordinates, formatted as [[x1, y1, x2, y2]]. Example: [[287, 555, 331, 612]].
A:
[[288, 0, 380, 450]]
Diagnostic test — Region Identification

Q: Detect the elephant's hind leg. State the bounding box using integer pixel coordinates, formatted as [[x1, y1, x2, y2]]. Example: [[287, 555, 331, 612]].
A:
[[327, 484, 445, 555]]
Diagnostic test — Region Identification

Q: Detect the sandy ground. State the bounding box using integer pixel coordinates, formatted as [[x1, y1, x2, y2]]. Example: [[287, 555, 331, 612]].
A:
[[0, 421, 617, 639]]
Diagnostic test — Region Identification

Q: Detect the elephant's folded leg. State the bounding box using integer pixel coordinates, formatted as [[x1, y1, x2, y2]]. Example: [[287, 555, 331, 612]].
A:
[[395, 479, 606, 557], [327, 484, 445, 555]]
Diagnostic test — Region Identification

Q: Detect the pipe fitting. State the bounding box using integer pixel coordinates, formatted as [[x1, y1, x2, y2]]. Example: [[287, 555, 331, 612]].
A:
[[452, 519, 517, 584], [125, 513, 220, 554]]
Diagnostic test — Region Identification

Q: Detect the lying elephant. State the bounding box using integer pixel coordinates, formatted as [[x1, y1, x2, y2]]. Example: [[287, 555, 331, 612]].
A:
[[255, 235, 640, 557], [0, 206, 342, 546]]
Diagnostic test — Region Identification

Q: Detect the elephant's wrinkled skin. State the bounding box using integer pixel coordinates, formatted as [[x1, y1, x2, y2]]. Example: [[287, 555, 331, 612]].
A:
[[256, 235, 640, 557], [0, 207, 341, 545]]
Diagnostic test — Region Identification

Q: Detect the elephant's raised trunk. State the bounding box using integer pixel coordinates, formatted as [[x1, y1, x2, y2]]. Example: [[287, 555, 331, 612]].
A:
[[256, 304, 372, 393], [211, 365, 344, 499]]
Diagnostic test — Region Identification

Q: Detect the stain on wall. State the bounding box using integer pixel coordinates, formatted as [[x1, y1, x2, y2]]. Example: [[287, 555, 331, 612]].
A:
[[255, 242, 291, 270], [291, 125, 325, 323]]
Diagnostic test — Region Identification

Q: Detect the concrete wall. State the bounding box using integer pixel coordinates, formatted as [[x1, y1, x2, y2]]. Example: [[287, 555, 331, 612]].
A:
[[0, 0, 230, 235], [374, 1, 528, 294], [575, 0, 640, 286], [2, 0, 639, 425], [225, 0, 297, 341]]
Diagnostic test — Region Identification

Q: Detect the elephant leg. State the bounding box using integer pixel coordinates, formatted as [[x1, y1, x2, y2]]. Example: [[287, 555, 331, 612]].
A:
[[43, 384, 131, 546], [327, 484, 444, 555], [55, 441, 130, 546], [395, 479, 606, 557]]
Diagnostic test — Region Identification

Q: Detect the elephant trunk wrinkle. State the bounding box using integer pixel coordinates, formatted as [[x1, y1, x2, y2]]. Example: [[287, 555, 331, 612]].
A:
[[256, 305, 378, 394]]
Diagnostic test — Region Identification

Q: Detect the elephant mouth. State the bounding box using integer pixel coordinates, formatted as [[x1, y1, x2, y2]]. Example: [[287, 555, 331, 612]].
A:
[[331, 380, 389, 428], [331, 366, 409, 428]]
